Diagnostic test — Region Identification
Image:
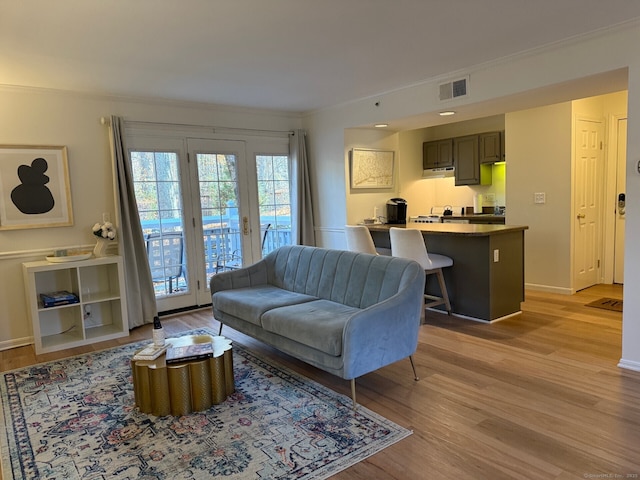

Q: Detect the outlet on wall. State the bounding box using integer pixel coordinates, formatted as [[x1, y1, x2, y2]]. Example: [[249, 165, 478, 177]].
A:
[[493, 249, 499, 262]]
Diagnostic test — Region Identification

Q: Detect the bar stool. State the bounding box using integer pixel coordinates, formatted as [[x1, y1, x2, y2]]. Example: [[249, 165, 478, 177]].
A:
[[344, 225, 378, 255], [389, 227, 453, 315]]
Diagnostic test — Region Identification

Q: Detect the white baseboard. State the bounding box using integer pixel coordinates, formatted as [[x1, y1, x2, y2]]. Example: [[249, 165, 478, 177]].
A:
[[618, 358, 640, 372], [524, 283, 573, 295], [0, 336, 33, 352]]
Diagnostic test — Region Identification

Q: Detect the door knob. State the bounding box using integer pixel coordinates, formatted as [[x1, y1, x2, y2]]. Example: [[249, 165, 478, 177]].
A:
[[577, 213, 585, 219]]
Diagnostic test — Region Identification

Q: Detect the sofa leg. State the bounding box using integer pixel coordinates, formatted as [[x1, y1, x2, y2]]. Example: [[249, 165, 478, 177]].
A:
[[351, 379, 357, 410], [218, 323, 223, 335], [409, 355, 419, 381]]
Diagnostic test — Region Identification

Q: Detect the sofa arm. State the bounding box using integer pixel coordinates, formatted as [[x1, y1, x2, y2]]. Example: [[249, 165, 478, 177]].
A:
[[209, 258, 269, 294], [341, 269, 425, 380]]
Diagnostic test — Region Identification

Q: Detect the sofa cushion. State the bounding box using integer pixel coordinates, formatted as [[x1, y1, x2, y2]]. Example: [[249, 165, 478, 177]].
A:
[[212, 285, 317, 326], [263, 246, 422, 309], [261, 299, 360, 356]]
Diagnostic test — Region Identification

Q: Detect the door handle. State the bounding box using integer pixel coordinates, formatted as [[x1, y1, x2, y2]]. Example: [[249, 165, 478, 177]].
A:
[[242, 216, 249, 235], [577, 213, 585, 219]]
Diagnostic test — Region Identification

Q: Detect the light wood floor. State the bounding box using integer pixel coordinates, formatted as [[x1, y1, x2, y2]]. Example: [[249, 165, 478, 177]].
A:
[[2, 284, 639, 480]]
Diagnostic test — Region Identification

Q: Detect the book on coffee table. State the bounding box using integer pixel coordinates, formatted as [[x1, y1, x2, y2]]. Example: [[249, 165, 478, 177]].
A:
[[166, 342, 214, 364], [132, 343, 170, 361]]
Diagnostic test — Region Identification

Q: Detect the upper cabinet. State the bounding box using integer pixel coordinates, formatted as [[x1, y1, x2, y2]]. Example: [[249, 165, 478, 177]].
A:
[[479, 131, 502, 164], [423, 139, 453, 169], [422, 130, 504, 185], [453, 135, 495, 185], [454, 135, 482, 185]]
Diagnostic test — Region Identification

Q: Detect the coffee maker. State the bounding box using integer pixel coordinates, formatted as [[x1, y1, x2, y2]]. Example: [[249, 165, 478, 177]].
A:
[[386, 198, 407, 224]]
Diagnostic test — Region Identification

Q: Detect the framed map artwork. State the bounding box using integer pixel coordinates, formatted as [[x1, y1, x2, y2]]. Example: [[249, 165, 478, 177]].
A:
[[0, 145, 73, 230], [350, 148, 395, 189]]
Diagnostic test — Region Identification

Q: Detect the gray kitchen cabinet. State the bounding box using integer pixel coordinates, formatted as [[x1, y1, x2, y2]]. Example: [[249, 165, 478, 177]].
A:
[[479, 131, 502, 164], [423, 139, 453, 169], [454, 134, 492, 186]]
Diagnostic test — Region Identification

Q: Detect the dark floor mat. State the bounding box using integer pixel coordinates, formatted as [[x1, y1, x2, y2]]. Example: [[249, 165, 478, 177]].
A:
[[585, 297, 623, 312]]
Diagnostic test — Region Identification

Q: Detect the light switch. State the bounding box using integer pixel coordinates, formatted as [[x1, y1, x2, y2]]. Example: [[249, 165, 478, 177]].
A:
[[534, 192, 546, 204]]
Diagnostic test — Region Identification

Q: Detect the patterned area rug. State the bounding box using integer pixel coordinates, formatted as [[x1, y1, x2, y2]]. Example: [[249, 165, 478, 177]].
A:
[[1, 328, 411, 479]]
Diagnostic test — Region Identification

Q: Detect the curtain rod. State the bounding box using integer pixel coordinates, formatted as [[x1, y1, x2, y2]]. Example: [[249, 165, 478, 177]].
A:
[[101, 117, 294, 137]]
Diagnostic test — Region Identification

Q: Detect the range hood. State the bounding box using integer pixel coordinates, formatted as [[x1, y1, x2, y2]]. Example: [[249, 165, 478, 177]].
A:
[[422, 166, 455, 179]]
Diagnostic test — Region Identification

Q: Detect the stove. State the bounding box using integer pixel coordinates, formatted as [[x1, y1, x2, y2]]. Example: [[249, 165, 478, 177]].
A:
[[411, 215, 442, 223], [410, 206, 464, 223]]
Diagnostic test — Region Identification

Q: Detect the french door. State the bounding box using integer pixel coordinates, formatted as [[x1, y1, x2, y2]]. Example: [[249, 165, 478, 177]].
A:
[[187, 138, 256, 306], [127, 135, 290, 312]]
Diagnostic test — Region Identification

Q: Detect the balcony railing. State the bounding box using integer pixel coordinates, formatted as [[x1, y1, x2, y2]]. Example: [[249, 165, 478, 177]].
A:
[[141, 215, 292, 296]]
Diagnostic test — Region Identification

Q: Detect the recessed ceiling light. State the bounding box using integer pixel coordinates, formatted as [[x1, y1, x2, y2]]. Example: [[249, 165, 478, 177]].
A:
[[439, 111, 456, 116], [374, 123, 389, 128]]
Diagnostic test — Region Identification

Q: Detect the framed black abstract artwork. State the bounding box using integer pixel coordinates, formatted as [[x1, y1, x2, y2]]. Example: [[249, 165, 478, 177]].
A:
[[0, 145, 73, 230]]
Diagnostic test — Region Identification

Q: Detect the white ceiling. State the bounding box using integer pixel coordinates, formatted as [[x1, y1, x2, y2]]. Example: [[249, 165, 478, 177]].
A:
[[2, 1, 640, 114]]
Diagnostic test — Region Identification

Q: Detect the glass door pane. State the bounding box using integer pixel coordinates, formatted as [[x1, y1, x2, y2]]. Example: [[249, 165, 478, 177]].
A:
[[256, 154, 293, 255], [197, 153, 242, 279], [130, 151, 189, 300]]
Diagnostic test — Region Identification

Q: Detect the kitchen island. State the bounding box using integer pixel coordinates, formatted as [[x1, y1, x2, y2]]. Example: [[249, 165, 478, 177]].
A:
[[367, 222, 528, 322]]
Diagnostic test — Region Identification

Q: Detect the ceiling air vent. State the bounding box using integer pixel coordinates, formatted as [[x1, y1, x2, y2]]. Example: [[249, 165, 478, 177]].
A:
[[439, 77, 468, 101]]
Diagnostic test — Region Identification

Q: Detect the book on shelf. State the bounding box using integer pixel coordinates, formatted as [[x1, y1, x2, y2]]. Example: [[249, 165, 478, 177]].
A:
[[40, 290, 79, 308], [166, 342, 214, 364]]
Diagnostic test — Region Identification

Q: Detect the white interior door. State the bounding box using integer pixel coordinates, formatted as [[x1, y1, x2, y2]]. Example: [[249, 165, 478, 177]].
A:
[[614, 118, 627, 284], [574, 119, 604, 291]]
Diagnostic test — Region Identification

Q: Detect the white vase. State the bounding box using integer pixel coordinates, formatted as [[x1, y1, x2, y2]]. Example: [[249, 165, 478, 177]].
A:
[[93, 237, 110, 257]]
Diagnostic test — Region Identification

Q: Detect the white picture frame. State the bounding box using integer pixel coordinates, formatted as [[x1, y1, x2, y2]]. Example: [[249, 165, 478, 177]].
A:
[[0, 145, 73, 230]]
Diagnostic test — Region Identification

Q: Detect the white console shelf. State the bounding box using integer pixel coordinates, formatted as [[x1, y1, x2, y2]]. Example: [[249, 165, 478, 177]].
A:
[[23, 255, 129, 354]]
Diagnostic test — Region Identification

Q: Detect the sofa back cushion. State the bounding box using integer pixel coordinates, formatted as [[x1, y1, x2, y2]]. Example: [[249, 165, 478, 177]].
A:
[[263, 246, 422, 309]]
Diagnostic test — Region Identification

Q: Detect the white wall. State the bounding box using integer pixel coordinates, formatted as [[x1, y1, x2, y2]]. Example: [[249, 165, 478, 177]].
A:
[[621, 63, 640, 371], [302, 24, 640, 369], [0, 87, 300, 350], [344, 128, 400, 225], [506, 102, 573, 292]]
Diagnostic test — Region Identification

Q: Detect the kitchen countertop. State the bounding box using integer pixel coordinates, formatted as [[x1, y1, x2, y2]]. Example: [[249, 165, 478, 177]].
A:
[[367, 222, 528, 236]]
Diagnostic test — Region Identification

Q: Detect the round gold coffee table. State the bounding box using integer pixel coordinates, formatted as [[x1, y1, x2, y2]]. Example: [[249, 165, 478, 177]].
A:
[[131, 334, 234, 416]]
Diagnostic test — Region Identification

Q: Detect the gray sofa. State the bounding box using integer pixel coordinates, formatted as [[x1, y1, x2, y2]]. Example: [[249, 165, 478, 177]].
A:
[[210, 245, 425, 405]]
